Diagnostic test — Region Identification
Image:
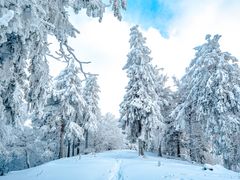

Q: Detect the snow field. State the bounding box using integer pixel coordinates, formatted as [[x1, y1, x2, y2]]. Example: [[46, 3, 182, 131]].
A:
[[0, 150, 239, 180]]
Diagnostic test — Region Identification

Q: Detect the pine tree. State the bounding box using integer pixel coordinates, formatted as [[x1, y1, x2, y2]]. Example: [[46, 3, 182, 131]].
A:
[[151, 67, 173, 156], [163, 77, 181, 158], [27, 43, 50, 118], [120, 25, 160, 156], [52, 60, 85, 158], [172, 35, 240, 169], [0, 33, 27, 127], [83, 75, 101, 150], [0, 34, 28, 174]]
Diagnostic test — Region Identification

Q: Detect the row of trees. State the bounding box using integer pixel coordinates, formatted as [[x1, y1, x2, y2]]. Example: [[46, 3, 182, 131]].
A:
[[0, 58, 125, 175], [0, 0, 127, 175], [46, 61, 101, 159], [120, 26, 240, 171]]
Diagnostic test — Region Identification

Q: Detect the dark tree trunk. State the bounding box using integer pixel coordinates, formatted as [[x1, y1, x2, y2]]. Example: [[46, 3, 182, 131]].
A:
[[59, 122, 65, 158], [76, 139, 80, 155], [177, 138, 181, 157], [138, 139, 145, 156], [158, 143, 162, 157], [85, 130, 89, 149], [72, 139, 75, 156], [67, 140, 71, 157], [25, 150, 30, 168]]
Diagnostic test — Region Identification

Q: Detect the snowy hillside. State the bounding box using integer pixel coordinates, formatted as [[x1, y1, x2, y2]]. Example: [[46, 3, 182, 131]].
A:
[[0, 150, 239, 180]]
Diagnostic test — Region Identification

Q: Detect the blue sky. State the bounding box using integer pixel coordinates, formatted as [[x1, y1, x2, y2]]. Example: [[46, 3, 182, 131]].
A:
[[125, 0, 177, 37]]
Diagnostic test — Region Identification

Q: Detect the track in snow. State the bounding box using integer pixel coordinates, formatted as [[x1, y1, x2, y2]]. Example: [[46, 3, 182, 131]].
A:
[[108, 159, 124, 180]]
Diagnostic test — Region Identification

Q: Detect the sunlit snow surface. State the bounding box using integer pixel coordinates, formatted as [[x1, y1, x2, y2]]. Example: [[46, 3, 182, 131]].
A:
[[0, 150, 239, 180]]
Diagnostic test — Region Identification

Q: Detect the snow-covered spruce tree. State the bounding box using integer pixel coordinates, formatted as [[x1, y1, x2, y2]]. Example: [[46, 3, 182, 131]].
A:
[[0, 95, 10, 175], [151, 67, 173, 156], [0, 45, 28, 173], [52, 60, 85, 158], [36, 90, 63, 162], [27, 43, 50, 118], [162, 77, 182, 158], [0, 33, 27, 127], [172, 35, 240, 169], [120, 25, 161, 156], [83, 75, 101, 150]]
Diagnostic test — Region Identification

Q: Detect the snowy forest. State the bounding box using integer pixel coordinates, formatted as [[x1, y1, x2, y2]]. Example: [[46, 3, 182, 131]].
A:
[[0, 0, 240, 178]]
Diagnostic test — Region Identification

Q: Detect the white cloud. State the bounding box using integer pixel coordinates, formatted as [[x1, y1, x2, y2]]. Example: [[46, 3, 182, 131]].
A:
[[48, 2, 240, 116], [67, 10, 131, 117], [145, 0, 240, 81]]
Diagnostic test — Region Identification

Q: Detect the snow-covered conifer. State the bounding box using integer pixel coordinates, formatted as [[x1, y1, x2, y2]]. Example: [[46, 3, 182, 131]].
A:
[[83, 75, 101, 149], [120, 25, 160, 156], [172, 35, 240, 169], [27, 44, 50, 117], [151, 67, 173, 156], [52, 60, 85, 158]]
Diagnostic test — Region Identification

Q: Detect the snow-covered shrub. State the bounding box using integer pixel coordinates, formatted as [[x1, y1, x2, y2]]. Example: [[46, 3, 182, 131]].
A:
[[93, 113, 125, 152]]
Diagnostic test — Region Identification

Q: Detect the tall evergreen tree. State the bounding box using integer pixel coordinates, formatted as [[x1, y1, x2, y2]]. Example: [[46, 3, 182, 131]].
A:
[[52, 60, 85, 158], [120, 25, 160, 156], [163, 77, 182, 158], [151, 67, 173, 156], [83, 75, 101, 149], [172, 35, 240, 169], [27, 43, 50, 117]]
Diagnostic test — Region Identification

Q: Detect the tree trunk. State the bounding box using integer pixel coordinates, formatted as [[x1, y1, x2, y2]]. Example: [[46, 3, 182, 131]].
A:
[[67, 140, 71, 157], [25, 150, 31, 168], [76, 139, 80, 155], [177, 137, 181, 157], [157, 143, 162, 157], [85, 130, 89, 149], [72, 138, 75, 156], [59, 122, 65, 158], [138, 139, 144, 156]]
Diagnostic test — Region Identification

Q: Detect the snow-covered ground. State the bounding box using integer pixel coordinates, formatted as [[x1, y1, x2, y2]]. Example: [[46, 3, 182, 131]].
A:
[[0, 150, 239, 180]]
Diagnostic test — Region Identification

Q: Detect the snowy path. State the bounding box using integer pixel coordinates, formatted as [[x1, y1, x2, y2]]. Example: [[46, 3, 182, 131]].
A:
[[0, 150, 239, 180], [108, 159, 123, 180]]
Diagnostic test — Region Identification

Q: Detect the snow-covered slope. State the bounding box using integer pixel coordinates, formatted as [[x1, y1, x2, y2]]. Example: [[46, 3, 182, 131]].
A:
[[0, 150, 239, 180]]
